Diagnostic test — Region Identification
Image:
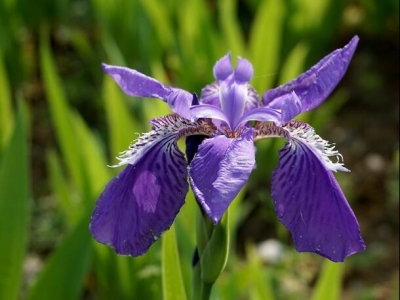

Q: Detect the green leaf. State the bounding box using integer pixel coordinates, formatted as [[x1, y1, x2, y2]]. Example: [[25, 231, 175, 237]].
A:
[[278, 42, 309, 84], [249, 0, 285, 92], [39, 27, 84, 192], [0, 48, 14, 149], [246, 245, 275, 300], [103, 76, 140, 159], [47, 150, 78, 227], [27, 214, 93, 300], [219, 0, 245, 56], [0, 101, 30, 300], [200, 210, 230, 284], [311, 260, 344, 300], [162, 224, 187, 300]]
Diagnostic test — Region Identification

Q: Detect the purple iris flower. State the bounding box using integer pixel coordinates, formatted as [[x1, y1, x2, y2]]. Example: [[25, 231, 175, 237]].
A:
[[90, 36, 366, 262]]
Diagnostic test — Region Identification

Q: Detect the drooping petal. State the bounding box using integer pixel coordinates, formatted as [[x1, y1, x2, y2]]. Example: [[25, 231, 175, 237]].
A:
[[102, 63, 193, 119], [189, 129, 256, 224], [262, 36, 359, 115], [90, 114, 214, 256], [283, 120, 349, 172], [271, 122, 365, 262]]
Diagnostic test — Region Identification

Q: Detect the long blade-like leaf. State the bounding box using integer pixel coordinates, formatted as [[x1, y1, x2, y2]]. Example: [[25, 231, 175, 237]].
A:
[[311, 260, 344, 300], [162, 224, 187, 300], [0, 101, 29, 300], [0, 49, 14, 148], [249, 0, 285, 92], [27, 214, 93, 300], [39, 27, 84, 192]]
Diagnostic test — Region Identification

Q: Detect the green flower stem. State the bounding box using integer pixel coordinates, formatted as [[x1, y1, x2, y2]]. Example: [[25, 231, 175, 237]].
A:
[[192, 207, 230, 300]]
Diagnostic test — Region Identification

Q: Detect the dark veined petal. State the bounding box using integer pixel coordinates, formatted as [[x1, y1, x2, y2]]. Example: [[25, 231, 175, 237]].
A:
[[200, 82, 220, 107], [90, 114, 215, 256], [102, 64, 193, 119], [262, 36, 359, 115], [189, 129, 256, 224], [271, 121, 365, 262]]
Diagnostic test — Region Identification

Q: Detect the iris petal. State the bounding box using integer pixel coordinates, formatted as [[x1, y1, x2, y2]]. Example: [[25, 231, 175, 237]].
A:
[[271, 125, 366, 262], [262, 36, 359, 115], [189, 129, 256, 223], [102, 64, 193, 119], [236, 107, 282, 129], [90, 114, 215, 256], [90, 139, 188, 256], [213, 53, 233, 81]]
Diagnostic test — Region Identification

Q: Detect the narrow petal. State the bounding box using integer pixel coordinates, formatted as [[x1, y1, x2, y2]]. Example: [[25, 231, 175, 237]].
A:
[[234, 57, 254, 83], [190, 104, 230, 126], [102, 63, 193, 119], [262, 91, 302, 124], [271, 124, 366, 262], [189, 129, 256, 223], [220, 79, 248, 129], [262, 36, 359, 114], [90, 114, 215, 256], [236, 107, 282, 129], [213, 53, 233, 81]]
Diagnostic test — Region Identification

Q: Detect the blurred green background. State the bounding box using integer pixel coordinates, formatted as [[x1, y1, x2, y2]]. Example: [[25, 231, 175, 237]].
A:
[[0, 0, 398, 299]]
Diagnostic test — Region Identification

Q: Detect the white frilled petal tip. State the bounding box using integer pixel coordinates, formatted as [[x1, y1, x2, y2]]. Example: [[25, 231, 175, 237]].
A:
[[284, 121, 350, 172]]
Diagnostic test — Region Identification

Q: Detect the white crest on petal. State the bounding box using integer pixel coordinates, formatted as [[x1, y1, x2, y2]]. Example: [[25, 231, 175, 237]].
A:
[[110, 114, 215, 167], [283, 120, 350, 172]]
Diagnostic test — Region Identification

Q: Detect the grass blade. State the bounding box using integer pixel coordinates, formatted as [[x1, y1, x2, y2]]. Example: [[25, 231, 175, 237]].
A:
[[248, 0, 285, 92], [0, 101, 29, 300], [311, 260, 344, 300], [162, 224, 187, 300], [39, 26, 84, 192], [27, 214, 93, 300], [0, 49, 14, 148]]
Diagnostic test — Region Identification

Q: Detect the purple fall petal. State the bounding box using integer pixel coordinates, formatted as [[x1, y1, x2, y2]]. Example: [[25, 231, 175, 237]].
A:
[[90, 114, 215, 256], [262, 36, 359, 115], [90, 138, 188, 256], [189, 129, 256, 223], [102, 63, 192, 119], [271, 138, 366, 262]]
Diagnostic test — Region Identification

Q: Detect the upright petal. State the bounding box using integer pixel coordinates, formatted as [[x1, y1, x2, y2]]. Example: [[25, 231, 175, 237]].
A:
[[262, 36, 359, 115], [102, 64, 193, 119], [213, 53, 233, 81], [271, 122, 366, 262], [90, 114, 214, 256], [189, 129, 256, 223]]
